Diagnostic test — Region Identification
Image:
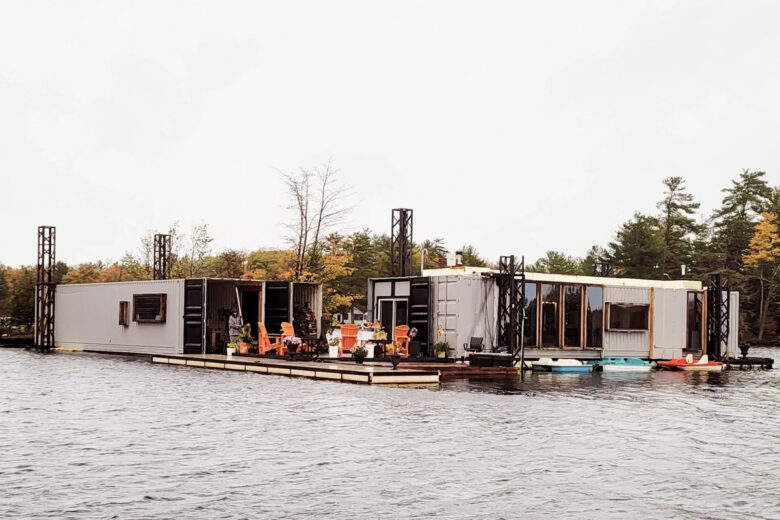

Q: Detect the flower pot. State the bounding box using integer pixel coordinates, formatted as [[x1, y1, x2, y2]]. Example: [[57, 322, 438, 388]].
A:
[[286, 344, 299, 354], [239, 342, 250, 355], [354, 354, 366, 364], [226, 347, 235, 358], [739, 344, 750, 358], [390, 354, 401, 370], [437, 351, 446, 359], [328, 345, 339, 358]]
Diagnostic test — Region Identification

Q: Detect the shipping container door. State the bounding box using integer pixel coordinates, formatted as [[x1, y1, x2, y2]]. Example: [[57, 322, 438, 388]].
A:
[[410, 277, 431, 353], [264, 282, 291, 335], [183, 279, 205, 354]]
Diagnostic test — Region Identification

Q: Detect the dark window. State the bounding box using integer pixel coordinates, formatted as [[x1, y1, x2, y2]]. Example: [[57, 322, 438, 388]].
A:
[[585, 287, 603, 348], [118, 301, 129, 326], [686, 292, 702, 350], [523, 283, 537, 347], [607, 303, 648, 331], [540, 283, 559, 347], [563, 285, 582, 347], [133, 294, 167, 323]]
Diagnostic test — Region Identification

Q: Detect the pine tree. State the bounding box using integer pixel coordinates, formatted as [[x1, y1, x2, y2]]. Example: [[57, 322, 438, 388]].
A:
[[657, 177, 701, 278], [608, 212, 663, 279]]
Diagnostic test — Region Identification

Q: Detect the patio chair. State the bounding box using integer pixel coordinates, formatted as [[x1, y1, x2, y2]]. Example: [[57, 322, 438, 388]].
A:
[[393, 325, 410, 357], [280, 321, 309, 356], [339, 324, 359, 357], [464, 337, 484, 354], [257, 322, 282, 356]]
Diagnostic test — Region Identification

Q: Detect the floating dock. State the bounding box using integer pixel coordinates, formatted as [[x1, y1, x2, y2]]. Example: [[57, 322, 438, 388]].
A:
[[151, 353, 440, 385]]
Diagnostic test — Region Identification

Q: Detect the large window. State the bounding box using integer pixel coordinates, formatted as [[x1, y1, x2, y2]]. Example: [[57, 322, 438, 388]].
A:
[[585, 287, 603, 348], [133, 294, 167, 323], [607, 303, 649, 331], [540, 284, 559, 347], [523, 283, 537, 347], [378, 298, 408, 339], [563, 285, 582, 347], [686, 292, 702, 350]]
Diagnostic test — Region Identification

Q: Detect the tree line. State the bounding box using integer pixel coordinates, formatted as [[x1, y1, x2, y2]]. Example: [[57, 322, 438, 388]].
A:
[[2, 167, 779, 343]]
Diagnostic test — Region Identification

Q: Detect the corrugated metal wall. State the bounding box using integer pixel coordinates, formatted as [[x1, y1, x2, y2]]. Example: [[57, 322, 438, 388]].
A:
[[652, 288, 687, 359], [433, 276, 459, 351], [206, 281, 239, 331], [726, 292, 740, 357], [55, 280, 184, 354], [603, 286, 651, 357]]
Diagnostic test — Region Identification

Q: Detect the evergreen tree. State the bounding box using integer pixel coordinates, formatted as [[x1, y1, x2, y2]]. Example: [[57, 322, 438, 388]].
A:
[[608, 212, 663, 279], [657, 177, 701, 278]]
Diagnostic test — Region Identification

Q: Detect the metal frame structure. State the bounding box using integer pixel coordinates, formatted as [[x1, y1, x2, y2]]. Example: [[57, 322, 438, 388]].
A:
[[497, 255, 526, 359], [35, 226, 56, 349], [706, 273, 730, 360], [153, 234, 172, 280], [390, 208, 413, 277]]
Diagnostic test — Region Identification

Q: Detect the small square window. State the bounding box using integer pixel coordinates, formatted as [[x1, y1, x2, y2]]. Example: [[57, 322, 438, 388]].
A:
[[133, 294, 167, 323]]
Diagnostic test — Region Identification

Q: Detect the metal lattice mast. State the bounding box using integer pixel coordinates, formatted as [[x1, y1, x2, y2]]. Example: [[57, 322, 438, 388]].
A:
[[497, 255, 525, 358], [35, 226, 56, 349], [153, 234, 171, 280], [391, 209, 413, 277], [707, 273, 730, 360]]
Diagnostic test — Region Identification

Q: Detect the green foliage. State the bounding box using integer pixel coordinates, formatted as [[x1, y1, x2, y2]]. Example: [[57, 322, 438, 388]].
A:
[[10, 267, 35, 330], [459, 244, 489, 267], [657, 176, 701, 278], [528, 251, 585, 275], [608, 212, 663, 279]]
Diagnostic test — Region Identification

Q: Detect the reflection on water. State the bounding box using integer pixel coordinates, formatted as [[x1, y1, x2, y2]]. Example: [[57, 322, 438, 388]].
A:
[[1, 348, 778, 519]]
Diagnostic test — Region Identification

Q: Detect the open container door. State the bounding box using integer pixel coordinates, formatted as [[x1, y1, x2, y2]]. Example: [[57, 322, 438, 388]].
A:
[[183, 278, 206, 354]]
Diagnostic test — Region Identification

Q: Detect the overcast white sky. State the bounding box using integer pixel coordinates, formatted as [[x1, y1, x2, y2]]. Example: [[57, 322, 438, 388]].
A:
[[2, 0, 780, 267]]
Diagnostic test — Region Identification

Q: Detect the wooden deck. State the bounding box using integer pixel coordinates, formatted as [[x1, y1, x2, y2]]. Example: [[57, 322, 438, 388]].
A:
[[151, 354, 440, 385]]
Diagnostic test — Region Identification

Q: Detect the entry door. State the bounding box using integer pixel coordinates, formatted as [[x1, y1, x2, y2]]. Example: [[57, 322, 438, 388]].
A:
[[409, 277, 431, 352], [183, 279, 205, 354], [264, 282, 290, 335], [377, 298, 409, 339]]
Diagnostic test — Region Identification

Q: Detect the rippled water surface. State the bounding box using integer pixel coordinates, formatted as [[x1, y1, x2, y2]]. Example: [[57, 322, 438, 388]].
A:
[[2, 348, 779, 519]]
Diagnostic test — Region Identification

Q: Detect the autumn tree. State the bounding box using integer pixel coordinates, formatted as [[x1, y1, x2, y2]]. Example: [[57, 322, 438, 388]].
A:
[[62, 263, 104, 284], [743, 212, 780, 341], [212, 250, 246, 279]]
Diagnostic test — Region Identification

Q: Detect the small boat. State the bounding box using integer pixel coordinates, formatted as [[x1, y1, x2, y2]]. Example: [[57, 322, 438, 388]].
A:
[[657, 354, 725, 372], [531, 358, 593, 373], [590, 357, 653, 372]]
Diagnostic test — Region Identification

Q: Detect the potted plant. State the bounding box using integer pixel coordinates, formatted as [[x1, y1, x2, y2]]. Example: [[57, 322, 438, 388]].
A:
[[373, 328, 388, 341], [352, 344, 368, 364], [238, 324, 253, 355], [387, 343, 401, 370], [433, 341, 450, 359], [284, 336, 302, 354], [328, 337, 340, 358], [226, 341, 238, 358]]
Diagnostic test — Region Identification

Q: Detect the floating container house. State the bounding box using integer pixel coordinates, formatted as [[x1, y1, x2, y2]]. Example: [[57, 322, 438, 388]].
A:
[[55, 278, 323, 355], [367, 267, 738, 360]]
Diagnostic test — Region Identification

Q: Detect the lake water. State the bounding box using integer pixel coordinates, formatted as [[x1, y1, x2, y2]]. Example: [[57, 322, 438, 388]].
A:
[[1, 348, 779, 519]]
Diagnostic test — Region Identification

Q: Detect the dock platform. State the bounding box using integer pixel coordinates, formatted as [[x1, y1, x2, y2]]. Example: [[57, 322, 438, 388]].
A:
[[151, 354, 440, 385]]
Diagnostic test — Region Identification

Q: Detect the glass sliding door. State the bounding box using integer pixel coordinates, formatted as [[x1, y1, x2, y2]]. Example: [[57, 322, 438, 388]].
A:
[[686, 291, 702, 351], [585, 286, 603, 349], [540, 284, 559, 347], [523, 283, 538, 347], [377, 298, 409, 340], [563, 285, 582, 348]]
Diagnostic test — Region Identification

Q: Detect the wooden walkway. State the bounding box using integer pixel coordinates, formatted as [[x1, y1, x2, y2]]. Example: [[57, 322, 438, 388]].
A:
[[151, 354, 440, 385]]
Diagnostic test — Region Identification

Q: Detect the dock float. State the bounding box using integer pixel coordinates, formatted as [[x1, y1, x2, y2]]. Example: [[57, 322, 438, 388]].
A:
[[151, 354, 440, 385]]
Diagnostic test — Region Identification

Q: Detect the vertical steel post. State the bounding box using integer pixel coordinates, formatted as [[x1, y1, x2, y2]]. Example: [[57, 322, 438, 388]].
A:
[[35, 226, 56, 349], [391, 209, 413, 277], [153, 234, 171, 280]]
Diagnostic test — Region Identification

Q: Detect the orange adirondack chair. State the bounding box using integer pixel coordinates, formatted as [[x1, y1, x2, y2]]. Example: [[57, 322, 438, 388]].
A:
[[280, 321, 309, 355], [340, 324, 359, 357], [393, 325, 410, 357], [257, 322, 283, 356]]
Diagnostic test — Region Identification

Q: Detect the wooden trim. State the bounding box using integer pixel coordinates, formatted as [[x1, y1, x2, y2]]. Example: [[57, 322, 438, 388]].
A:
[[649, 287, 655, 359]]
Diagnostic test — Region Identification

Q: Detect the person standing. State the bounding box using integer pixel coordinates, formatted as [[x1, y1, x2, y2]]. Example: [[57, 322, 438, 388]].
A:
[[228, 309, 243, 345]]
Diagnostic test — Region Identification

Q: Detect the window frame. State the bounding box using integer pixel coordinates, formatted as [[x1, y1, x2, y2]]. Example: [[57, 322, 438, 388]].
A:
[[132, 293, 167, 324], [605, 302, 649, 332], [118, 301, 129, 326]]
